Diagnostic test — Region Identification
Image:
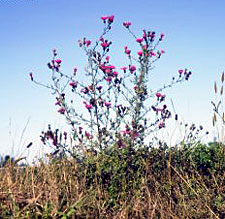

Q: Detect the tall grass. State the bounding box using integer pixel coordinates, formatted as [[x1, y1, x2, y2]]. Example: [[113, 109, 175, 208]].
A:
[[0, 142, 224, 218]]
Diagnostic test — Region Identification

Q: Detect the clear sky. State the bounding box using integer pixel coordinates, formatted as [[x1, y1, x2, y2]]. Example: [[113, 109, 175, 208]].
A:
[[1, 0, 225, 160]]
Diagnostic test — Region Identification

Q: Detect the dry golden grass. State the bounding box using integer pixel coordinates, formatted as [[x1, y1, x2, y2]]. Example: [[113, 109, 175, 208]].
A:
[[0, 144, 224, 218]]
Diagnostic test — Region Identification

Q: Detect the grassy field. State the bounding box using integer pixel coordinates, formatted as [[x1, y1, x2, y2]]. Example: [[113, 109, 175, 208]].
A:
[[0, 142, 224, 218]]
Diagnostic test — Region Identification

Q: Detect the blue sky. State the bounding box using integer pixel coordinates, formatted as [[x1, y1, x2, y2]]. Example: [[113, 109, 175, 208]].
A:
[[1, 0, 225, 159]]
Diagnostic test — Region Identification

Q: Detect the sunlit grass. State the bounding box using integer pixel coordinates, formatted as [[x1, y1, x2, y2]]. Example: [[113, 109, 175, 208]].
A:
[[0, 142, 224, 218]]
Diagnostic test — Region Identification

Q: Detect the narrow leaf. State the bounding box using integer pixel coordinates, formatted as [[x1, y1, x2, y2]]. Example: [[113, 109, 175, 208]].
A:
[[220, 86, 223, 95], [213, 116, 215, 126], [214, 113, 217, 122], [221, 72, 224, 83], [26, 142, 33, 148], [214, 81, 217, 93], [217, 101, 221, 110]]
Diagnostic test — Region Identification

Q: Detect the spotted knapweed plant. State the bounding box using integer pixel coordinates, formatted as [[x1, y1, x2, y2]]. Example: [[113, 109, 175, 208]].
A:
[[30, 15, 192, 156]]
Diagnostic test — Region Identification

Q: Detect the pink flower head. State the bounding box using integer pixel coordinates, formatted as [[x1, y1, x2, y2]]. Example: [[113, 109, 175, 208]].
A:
[[105, 68, 111, 74], [81, 87, 89, 94], [137, 51, 143, 56], [55, 59, 62, 64], [105, 102, 112, 108], [178, 69, 184, 74], [55, 101, 60, 106], [105, 77, 112, 82], [101, 16, 108, 21], [136, 38, 143, 43], [150, 51, 156, 56], [156, 92, 162, 98], [69, 81, 78, 88], [113, 71, 118, 76], [73, 68, 77, 75], [106, 56, 110, 62], [58, 107, 66, 114], [85, 40, 91, 47], [97, 85, 103, 91], [143, 31, 147, 38], [121, 66, 128, 72], [155, 108, 163, 113], [83, 102, 93, 110], [129, 65, 136, 73], [134, 85, 138, 90], [88, 85, 94, 92], [149, 32, 156, 38], [123, 21, 132, 28], [125, 49, 131, 55], [85, 131, 92, 139], [100, 64, 107, 71], [108, 15, 114, 24], [108, 65, 115, 70], [142, 44, 147, 50], [160, 33, 165, 41], [101, 42, 110, 48], [124, 46, 131, 55]]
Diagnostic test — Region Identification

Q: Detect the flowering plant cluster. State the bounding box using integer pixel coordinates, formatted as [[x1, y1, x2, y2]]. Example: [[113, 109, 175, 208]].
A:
[[30, 15, 192, 156]]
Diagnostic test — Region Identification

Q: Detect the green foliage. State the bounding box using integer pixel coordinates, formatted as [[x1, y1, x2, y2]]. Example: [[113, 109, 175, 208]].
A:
[[0, 142, 224, 218]]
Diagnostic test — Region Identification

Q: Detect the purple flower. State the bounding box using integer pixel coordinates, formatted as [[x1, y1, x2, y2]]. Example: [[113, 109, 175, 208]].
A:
[[101, 16, 109, 21], [97, 85, 103, 91], [85, 131, 92, 139], [58, 107, 66, 114], [156, 92, 162, 98], [101, 42, 110, 48], [105, 102, 112, 108], [129, 65, 136, 73], [108, 15, 114, 24], [123, 21, 132, 28], [160, 33, 164, 41], [73, 68, 77, 75], [136, 38, 143, 43], [69, 81, 78, 88], [85, 40, 91, 47], [121, 66, 127, 73], [124, 46, 131, 55], [55, 59, 62, 64], [81, 87, 89, 94], [83, 101, 93, 110], [137, 51, 143, 56], [178, 69, 184, 74]]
